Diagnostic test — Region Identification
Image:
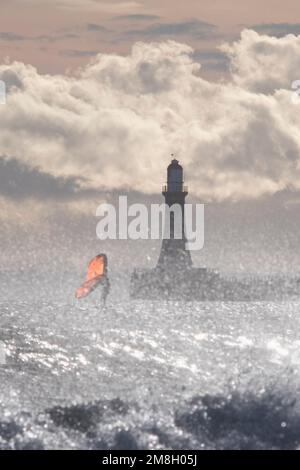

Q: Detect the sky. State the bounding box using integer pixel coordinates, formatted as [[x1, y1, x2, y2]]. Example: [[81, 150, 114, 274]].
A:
[[0, 0, 300, 76], [1, 0, 300, 277]]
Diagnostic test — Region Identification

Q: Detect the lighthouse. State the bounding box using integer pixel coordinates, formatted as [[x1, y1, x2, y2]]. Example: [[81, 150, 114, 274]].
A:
[[130, 157, 300, 301], [130, 158, 200, 299], [157, 158, 192, 270]]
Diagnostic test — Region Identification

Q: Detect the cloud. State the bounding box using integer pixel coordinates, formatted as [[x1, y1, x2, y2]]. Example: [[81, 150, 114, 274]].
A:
[[0, 68, 24, 92], [0, 32, 300, 201], [86, 23, 111, 33], [124, 19, 217, 40], [61, 0, 142, 10], [40, 32, 79, 42], [222, 29, 300, 93], [0, 32, 28, 42], [17, 0, 143, 12], [0, 156, 99, 200], [193, 49, 230, 72], [60, 49, 99, 58], [0, 31, 78, 43], [113, 14, 161, 22], [251, 23, 300, 38]]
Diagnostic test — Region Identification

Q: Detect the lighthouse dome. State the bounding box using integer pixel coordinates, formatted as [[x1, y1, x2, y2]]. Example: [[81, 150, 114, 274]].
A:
[[167, 158, 183, 191], [168, 158, 182, 170]]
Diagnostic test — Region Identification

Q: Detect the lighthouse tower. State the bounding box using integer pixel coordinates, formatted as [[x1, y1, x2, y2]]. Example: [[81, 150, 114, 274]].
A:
[[157, 158, 192, 270], [130, 157, 209, 299]]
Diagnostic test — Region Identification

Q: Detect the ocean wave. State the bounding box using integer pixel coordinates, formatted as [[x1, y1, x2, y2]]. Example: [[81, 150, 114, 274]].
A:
[[1, 386, 300, 450]]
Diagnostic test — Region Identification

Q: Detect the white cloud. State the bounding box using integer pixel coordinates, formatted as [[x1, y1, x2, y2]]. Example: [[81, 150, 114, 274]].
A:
[[2, 0, 142, 12], [222, 29, 300, 94], [58, 0, 142, 12], [0, 31, 300, 201]]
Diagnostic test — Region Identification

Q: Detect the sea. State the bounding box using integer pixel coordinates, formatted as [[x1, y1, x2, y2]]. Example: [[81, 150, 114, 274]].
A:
[[1, 195, 300, 449], [1, 286, 300, 449]]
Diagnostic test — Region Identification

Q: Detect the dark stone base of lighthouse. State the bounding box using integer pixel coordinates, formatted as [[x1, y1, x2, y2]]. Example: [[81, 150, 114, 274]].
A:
[[130, 265, 216, 301], [130, 236, 215, 301], [130, 265, 300, 301]]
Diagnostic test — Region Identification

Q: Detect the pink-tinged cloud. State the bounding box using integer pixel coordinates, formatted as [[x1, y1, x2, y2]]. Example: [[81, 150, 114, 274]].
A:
[[0, 32, 300, 201]]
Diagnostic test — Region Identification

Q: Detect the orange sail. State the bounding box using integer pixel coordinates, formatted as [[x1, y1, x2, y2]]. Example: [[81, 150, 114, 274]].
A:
[[76, 254, 107, 299]]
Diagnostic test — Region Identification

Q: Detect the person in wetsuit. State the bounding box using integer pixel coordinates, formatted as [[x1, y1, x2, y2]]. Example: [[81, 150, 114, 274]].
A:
[[100, 275, 110, 307], [100, 254, 110, 307]]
